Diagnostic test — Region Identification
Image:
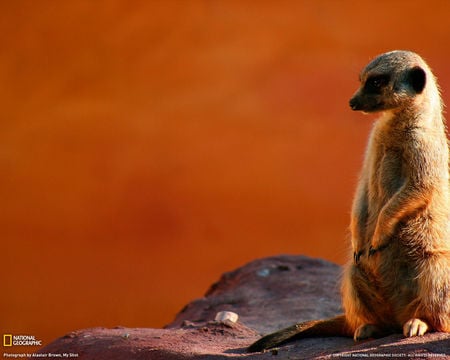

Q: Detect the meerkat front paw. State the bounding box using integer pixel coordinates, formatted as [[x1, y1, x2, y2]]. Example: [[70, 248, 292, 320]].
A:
[[403, 318, 429, 337]]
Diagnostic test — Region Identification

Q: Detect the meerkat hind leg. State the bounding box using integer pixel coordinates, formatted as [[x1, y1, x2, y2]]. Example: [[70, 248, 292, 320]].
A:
[[403, 318, 429, 337], [354, 324, 386, 341]]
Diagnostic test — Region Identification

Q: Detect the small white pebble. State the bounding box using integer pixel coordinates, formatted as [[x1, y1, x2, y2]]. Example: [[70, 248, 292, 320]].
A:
[[215, 311, 239, 323]]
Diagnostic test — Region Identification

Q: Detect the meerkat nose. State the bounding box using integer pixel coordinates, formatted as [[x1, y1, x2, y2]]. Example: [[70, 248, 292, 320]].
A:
[[349, 97, 360, 110]]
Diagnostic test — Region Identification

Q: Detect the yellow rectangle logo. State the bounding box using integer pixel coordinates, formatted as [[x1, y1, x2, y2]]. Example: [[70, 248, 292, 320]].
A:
[[3, 334, 12, 347]]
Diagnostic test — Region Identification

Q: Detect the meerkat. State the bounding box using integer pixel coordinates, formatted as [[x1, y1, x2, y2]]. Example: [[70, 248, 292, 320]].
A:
[[248, 50, 450, 352]]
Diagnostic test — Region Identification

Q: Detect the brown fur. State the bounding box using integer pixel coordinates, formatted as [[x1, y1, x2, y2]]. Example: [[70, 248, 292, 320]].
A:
[[249, 50, 450, 352]]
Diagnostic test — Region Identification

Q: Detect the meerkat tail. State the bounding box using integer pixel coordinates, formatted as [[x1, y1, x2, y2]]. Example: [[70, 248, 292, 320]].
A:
[[248, 315, 350, 352]]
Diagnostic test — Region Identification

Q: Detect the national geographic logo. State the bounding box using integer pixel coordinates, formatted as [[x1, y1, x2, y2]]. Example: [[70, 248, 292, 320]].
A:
[[3, 335, 12, 347], [3, 334, 42, 347]]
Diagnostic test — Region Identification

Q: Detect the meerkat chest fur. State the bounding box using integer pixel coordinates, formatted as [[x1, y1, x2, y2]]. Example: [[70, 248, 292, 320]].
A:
[[366, 111, 406, 205]]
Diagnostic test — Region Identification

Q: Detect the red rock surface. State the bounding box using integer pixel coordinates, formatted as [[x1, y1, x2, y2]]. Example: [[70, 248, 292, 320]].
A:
[[35, 255, 450, 359]]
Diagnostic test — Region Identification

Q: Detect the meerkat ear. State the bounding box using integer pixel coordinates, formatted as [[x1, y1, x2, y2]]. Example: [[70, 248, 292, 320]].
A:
[[408, 66, 426, 94]]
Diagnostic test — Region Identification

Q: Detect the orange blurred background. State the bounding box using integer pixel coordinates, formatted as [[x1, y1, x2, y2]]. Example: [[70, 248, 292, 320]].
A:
[[2, 0, 450, 351]]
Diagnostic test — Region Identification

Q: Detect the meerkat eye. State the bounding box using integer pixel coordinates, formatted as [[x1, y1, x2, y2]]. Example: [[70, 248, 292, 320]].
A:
[[365, 74, 390, 93]]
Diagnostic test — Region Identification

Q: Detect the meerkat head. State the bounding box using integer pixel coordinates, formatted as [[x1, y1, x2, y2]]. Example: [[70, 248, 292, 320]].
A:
[[349, 50, 429, 113]]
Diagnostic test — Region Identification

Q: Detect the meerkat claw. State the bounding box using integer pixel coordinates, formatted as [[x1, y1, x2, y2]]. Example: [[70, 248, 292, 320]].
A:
[[353, 250, 364, 264]]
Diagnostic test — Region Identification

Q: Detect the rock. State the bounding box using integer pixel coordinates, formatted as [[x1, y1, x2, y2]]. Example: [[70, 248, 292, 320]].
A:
[[168, 255, 343, 334], [35, 255, 450, 359]]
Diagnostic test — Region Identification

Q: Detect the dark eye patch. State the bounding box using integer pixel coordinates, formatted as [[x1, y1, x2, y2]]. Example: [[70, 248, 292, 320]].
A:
[[364, 74, 390, 93]]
